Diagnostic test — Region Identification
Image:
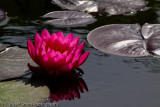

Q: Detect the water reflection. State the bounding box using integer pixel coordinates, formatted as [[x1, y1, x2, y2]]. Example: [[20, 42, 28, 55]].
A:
[[30, 69, 88, 102], [48, 75, 88, 102], [0, 0, 56, 16], [122, 56, 160, 73]]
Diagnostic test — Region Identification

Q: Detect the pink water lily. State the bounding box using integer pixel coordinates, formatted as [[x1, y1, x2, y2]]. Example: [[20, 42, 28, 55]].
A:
[[27, 29, 89, 76]]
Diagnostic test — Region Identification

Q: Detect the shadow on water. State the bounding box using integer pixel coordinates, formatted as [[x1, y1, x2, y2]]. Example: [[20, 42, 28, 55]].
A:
[[0, 0, 61, 16], [18, 68, 88, 103]]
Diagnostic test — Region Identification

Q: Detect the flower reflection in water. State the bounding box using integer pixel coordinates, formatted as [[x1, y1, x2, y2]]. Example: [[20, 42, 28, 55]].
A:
[[40, 69, 88, 102]]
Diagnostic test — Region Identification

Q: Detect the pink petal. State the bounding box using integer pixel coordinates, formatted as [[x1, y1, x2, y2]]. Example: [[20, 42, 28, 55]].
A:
[[51, 33, 57, 39], [47, 37, 55, 49], [39, 41, 46, 57], [70, 37, 79, 49], [41, 29, 50, 40], [34, 33, 42, 48], [35, 33, 42, 57], [41, 54, 52, 70], [78, 51, 90, 66], [27, 39, 39, 65], [53, 55, 61, 66], [61, 42, 69, 52], [72, 53, 81, 64], [52, 38, 63, 51], [63, 50, 68, 56], [46, 50, 57, 69], [72, 53, 81, 69], [77, 41, 85, 52], [48, 50, 56, 58], [53, 53, 65, 68], [65, 33, 73, 42], [66, 53, 74, 63], [56, 31, 64, 39], [59, 54, 65, 66]]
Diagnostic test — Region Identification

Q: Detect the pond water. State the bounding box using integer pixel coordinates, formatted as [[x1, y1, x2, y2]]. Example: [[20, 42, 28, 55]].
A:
[[1, 0, 160, 107]]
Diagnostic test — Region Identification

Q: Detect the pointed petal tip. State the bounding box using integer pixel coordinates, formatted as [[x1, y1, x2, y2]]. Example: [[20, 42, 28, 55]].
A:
[[56, 31, 64, 38], [41, 29, 50, 40], [78, 51, 90, 66]]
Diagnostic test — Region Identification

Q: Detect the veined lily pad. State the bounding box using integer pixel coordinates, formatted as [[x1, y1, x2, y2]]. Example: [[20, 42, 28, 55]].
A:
[[43, 11, 96, 26], [87, 24, 150, 57], [88, 24, 160, 57], [0, 8, 6, 20], [0, 46, 35, 81], [0, 79, 50, 105], [52, 0, 146, 15]]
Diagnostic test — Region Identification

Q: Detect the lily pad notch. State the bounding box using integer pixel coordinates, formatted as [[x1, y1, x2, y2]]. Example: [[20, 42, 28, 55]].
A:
[[87, 24, 160, 57]]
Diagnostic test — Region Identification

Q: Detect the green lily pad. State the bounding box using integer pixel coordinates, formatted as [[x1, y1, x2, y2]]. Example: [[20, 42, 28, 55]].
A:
[[0, 46, 36, 81], [0, 79, 50, 106]]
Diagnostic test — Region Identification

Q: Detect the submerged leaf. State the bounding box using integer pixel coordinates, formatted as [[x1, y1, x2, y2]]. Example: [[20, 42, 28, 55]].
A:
[[87, 24, 149, 57], [44, 11, 95, 26], [52, 0, 146, 15], [0, 79, 49, 105], [0, 46, 35, 81]]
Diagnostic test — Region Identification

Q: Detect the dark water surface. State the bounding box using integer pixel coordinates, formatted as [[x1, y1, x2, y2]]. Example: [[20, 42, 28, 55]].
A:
[[1, 0, 160, 107]]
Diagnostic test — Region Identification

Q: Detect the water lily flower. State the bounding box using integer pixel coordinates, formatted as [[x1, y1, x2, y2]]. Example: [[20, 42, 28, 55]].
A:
[[27, 29, 89, 76]]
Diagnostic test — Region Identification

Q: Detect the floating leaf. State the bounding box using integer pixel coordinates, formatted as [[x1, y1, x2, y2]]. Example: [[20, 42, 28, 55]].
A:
[[87, 24, 150, 57], [0, 79, 50, 105], [0, 46, 36, 81], [52, 0, 146, 15], [43, 11, 96, 26], [0, 8, 6, 20]]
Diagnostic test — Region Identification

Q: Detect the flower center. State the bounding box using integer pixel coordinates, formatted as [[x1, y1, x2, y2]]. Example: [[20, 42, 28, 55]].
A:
[[45, 39, 69, 54]]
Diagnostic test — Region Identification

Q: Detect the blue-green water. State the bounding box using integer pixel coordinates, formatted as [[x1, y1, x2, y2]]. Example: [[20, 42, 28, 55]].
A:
[[1, 0, 160, 107]]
